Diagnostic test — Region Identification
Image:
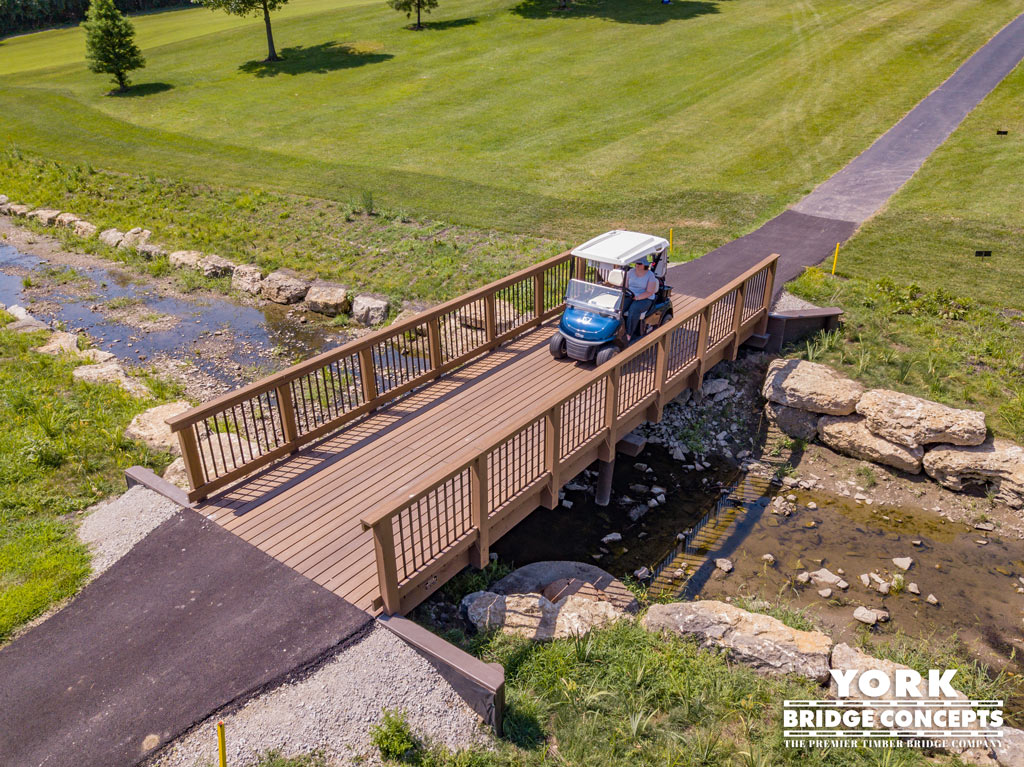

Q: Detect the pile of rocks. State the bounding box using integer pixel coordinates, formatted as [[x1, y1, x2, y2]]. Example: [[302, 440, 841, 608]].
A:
[[1, 196, 390, 325], [763, 359, 1024, 509]]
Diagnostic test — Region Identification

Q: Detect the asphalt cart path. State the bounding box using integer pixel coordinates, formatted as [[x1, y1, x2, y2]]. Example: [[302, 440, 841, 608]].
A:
[[667, 11, 1024, 299], [0, 509, 372, 767]]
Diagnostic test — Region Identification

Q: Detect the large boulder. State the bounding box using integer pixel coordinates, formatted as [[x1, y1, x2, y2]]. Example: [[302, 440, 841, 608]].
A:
[[261, 270, 309, 304], [72, 361, 150, 398], [231, 264, 263, 295], [55, 212, 81, 228], [98, 228, 125, 248], [72, 220, 98, 238], [762, 359, 864, 415], [818, 415, 923, 474], [490, 560, 639, 613], [643, 600, 833, 682], [460, 591, 625, 640], [856, 389, 986, 449], [33, 331, 114, 363], [162, 432, 262, 490], [26, 208, 60, 226], [118, 227, 151, 250], [305, 281, 351, 316], [923, 439, 1024, 509], [7, 203, 32, 217], [169, 250, 204, 270], [198, 254, 235, 278], [123, 401, 192, 454], [352, 294, 389, 326], [764, 401, 819, 441]]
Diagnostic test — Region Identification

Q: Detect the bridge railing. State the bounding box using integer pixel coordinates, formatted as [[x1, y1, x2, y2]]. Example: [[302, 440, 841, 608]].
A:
[[360, 254, 778, 614], [166, 251, 576, 502]]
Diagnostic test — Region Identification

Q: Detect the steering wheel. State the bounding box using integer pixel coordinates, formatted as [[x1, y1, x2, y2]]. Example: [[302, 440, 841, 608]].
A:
[[623, 288, 635, 299]]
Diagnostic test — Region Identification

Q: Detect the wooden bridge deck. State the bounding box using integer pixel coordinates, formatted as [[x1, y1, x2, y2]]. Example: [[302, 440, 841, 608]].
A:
[[198, 294, 701, 613]]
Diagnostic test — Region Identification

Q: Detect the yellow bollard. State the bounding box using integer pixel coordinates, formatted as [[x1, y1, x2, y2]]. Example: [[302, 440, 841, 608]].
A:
[[669, 228, 674, 254], [831, 242, 840, 275], [217, 721, 226, 767]]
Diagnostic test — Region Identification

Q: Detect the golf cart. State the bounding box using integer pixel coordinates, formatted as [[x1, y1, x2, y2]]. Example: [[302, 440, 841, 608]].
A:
[[549, 230, 673, 365]]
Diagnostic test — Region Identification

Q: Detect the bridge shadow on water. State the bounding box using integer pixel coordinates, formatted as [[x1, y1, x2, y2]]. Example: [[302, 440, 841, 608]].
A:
[[239, 42, 393, 78], [511, 0, 727, 25]]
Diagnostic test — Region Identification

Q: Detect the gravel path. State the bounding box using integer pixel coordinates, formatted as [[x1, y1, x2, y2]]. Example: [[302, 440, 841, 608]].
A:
[[771, 290, 820, 313], [78, 485, 180, 578], [153, 625, 490, 766]]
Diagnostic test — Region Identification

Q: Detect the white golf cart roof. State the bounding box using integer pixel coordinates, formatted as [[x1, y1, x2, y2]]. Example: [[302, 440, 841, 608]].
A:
[[571, 230, 669, 267]]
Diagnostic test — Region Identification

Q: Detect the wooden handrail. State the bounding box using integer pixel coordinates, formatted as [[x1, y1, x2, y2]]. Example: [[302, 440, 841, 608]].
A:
[[360, 253, 778, 531], [166, 249, 574, 430]]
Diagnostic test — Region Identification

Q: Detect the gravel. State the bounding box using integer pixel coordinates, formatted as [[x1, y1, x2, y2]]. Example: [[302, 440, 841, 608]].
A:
[[78, 485, 180, 578], [153, 625, 490, 766], [771, 290, 820, 313]]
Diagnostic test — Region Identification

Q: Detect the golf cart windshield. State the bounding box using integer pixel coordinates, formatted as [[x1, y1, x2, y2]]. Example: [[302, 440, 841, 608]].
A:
[[565, 279, 623, 316]]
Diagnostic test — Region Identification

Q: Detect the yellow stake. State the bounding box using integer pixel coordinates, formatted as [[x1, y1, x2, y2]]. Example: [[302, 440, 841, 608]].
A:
[[217, 721, 227, 767], [831, 242, 840, 275], [669, 228, 674, 254]]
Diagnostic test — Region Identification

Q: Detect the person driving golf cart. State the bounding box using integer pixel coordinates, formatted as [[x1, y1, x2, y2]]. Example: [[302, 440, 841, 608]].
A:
[[549, 231, 673, 365]]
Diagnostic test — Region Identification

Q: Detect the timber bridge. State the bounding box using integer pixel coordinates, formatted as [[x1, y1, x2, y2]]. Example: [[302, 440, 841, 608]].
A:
[[167, 250, 778, 615]]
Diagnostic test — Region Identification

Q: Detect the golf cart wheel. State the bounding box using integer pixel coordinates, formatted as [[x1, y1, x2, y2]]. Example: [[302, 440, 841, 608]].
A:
[[659, 310, 673, 327], [549, 331, 568, 359], [595, 345, 619, 366]]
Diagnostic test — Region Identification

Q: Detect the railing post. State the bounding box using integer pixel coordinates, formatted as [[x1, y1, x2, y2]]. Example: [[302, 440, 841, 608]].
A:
[[275, 382, 300, 448], [541, 403, 562, 509], [758, 258, 777, 335], [470, 453, 490, 569], [533, 271, 545, 320], [358, 346, 378, 403], [647, 334, 669, 423], [688, 306, 711, 391], [729, 280, 746, 359], [574, 256, 586, 280], [601, 367, 620, 461], [427, 316, 443, 373], [369, 516, 402, 615], [484, 294, 497, 344], [176, 426, 206, 497]]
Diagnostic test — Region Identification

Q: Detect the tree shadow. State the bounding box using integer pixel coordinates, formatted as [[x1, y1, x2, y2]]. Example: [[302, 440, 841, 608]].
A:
[[417, 17, 478, 30], [511, 0, 725, 25], [238, 42, 393, 78], [109, 82, 175, 98]]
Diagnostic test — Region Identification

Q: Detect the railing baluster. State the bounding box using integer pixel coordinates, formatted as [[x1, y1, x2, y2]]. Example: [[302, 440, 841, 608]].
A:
[[533, 272, 544, 320], [470, 454, 489, 568]]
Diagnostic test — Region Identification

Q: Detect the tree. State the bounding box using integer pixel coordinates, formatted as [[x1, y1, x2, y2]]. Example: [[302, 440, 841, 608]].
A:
[[387, 0, 438, 30], [83, 0, 145, 93], [193, 0, 288, 62]]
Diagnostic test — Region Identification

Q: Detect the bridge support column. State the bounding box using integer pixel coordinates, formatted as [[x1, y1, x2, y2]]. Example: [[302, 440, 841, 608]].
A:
[[595, 458, 615, 507]]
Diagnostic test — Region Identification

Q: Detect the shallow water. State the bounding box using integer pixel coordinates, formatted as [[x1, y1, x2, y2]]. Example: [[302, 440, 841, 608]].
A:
[[0, 243, 349, 384]]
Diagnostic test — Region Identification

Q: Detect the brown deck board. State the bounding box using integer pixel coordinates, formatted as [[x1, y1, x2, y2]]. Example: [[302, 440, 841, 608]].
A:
[[196, 296, 701, 613]]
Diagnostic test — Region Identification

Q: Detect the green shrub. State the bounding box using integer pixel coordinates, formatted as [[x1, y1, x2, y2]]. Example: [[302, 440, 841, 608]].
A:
[[371, 709, 419, 762]]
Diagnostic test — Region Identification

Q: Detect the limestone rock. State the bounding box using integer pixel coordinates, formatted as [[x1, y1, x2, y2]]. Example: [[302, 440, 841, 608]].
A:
[[98, 228, 125, 248], [0, 194, 7, 205], [231, 264, 263, 295], [7, 203, 32, 217], [642, 600, 833, 682], [809, 568, 843, 588], [26, 208, 60, 226], [818, 415, 923, 473], [72, 220, 98, 238], [305, 281, 351, 316], [352, 294, 389, 326], [169, 250, 204, 270], [136, 243, 167, 260], [715, 558, 733, 573], [72, 361, 150, 398], [856, 389, 986, 449], [852, 606, 878, 625], [123, 401, 192, 454], [118, 227, 151, 250], [923, 439, 1024, 509], [490, 560, 639, 613], [198, 254, 234, 278], [553, 594, 623, 637], [55, 212, 81, 228], [762, 359, 864, 415], [7, 318, 49, 333], [33, 331, 114, 363], [764, 401, 819, 441], [460, 591, 622, 640], [892, 557, 913, 571], [261, 270, 309, 304]]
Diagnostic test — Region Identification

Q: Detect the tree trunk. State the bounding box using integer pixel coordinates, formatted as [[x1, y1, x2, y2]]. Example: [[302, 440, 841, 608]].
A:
[[262, 0, 279, 62], [416, 2, 421, 29], [115, 70, 128, 92]]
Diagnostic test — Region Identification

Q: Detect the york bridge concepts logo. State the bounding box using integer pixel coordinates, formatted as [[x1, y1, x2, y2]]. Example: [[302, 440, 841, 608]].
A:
[[784, 667, 1004, 750]]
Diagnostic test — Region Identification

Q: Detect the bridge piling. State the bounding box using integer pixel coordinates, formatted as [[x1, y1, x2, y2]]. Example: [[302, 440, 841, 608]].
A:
[[595, 458, 615, 506]]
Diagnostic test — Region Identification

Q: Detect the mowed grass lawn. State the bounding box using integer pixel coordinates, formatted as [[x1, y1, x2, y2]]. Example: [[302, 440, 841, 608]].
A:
[[788, 59, 1024, 440], [1, 0, 1022, 251]]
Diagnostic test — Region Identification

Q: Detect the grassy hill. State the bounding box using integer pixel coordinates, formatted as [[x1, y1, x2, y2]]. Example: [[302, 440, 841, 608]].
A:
[[1, 0, 1021, 253]]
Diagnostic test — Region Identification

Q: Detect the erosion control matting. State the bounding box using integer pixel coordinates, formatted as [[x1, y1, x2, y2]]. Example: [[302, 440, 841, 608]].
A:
[[0, 509, 372, 767]]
